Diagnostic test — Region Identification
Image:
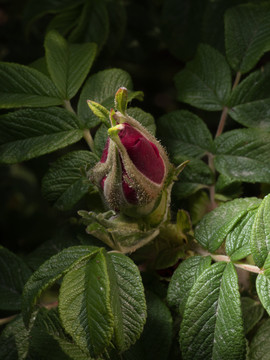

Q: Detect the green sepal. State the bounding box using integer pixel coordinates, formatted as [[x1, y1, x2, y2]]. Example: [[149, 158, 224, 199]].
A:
[[114, 87, 128, 114], [87, 100, 110, 127]]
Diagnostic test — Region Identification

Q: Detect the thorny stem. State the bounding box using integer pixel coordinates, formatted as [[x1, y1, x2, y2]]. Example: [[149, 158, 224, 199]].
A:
[[209, 253, 263, 274], [215, 71, 241, 138], [207, 152, 217, 210], [63, 100, 95, 152], [83, 129, 95, 152], [0, 314, 16, 326]]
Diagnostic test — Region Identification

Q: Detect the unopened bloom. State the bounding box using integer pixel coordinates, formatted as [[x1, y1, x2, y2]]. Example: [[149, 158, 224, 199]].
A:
[[89, 96, 171, 218]]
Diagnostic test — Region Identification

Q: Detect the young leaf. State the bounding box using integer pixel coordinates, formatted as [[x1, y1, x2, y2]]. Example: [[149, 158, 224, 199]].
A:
[[250, 194, 270, 267], [174, 44, 231, 110], [123, 291, 172, 360], [42, 150, 98, 211], [0, 107, 84, 164], [214, 129, 270, 183], [226, 209, 258, 261], [0, 62, 62, 108], [180, 262, 246, 360], [0, 315, 29, 360], [241, 297, 264, 334], [167, 256, 211, 314], [45, 30, 97, 100], [225, 3, 270, 74], [0, 246, 32, 311], [59, 249, 114, 357], [106, 252, 146, 352], [157, 110, 214, 159], [248, 318, 270, 360], [195, 197, 261, 252], [78, 68, 134, 128], [22, 246, 100, 327]]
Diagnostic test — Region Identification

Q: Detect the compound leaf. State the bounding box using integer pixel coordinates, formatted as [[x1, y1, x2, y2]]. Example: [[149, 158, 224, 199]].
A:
[[180, 262, 246, 360], [174, 44, 231, 110], [45, 30, 97, 100], [157, 110, 214, 159], [59, 249, 113, 357], [241, 297, 264, 335], [167, 255, 211, 314], [42, 150, 97, 211], [0, 246, 32, 311], [0, 62, 62, 108], [250, 194, 270, 267], [0, 107, 84, 164], [195, 197, 261, 252], [226, 209, 258, 261], [225, 3, 270, 73], [107, 252, 146, 352], [214, 129, 270, 183], [22, 246, 99, 327], [249, 318, 270, 360]]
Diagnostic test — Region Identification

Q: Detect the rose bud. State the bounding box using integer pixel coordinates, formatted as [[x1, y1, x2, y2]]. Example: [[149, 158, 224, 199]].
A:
[[89, 92, 171, 218]]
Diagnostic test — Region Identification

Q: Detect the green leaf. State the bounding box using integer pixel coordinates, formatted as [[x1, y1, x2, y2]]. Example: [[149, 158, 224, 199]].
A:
[[68, 0, 109, 52], [107, 252, 146, 352], [23, 0, 83, 29], [225, 3, 270, 73], [78, 68, 134, 128], [167, 256, 211, 314], [0, 246, 32, 311], [195, 197, 261, 252], [29, 56, 50, 77], [173, 156, 214, 199], [0, 315, 29, 360], [229, 64, 270, 107], [226, 209, 258, 261], [29, 308, 90, 360], [94, 124, 109, 158], [123, 291, 172, 360], [180, 262, 246, 360], [161, 0, 207, 62], [42, 150, 97, 211], [250, 194, 270, 267], [0, 107, 84, 164], [157, 110, 214, 159], [46, 7, 82, 37], [22, 245, 99, 327], [0, 62, 62, 108], [256, 269, 270, 315], [249, 318, 270, 360], [59, 249, 114, 357], [174, 44, 231, 110], [45, 30, 97, 100], [214, 129, 270, 183], [229, 99, 270, 131], [241, 297, 264, 334]]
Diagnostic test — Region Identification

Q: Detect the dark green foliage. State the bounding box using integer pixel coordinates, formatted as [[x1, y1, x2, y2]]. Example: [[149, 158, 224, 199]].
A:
[[1, 1, 270, 359]]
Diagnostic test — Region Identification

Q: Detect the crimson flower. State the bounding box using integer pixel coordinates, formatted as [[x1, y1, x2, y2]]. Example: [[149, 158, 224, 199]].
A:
[[89, 110, 170, 217]]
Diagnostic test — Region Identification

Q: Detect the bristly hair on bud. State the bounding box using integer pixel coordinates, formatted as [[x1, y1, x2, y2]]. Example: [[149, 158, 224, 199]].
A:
[[88, 87, 173, 218]]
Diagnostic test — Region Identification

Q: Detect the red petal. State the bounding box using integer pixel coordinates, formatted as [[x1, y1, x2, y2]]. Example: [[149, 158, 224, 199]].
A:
[[100, 138, 110, 163], [119, 124, 165, 184]]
